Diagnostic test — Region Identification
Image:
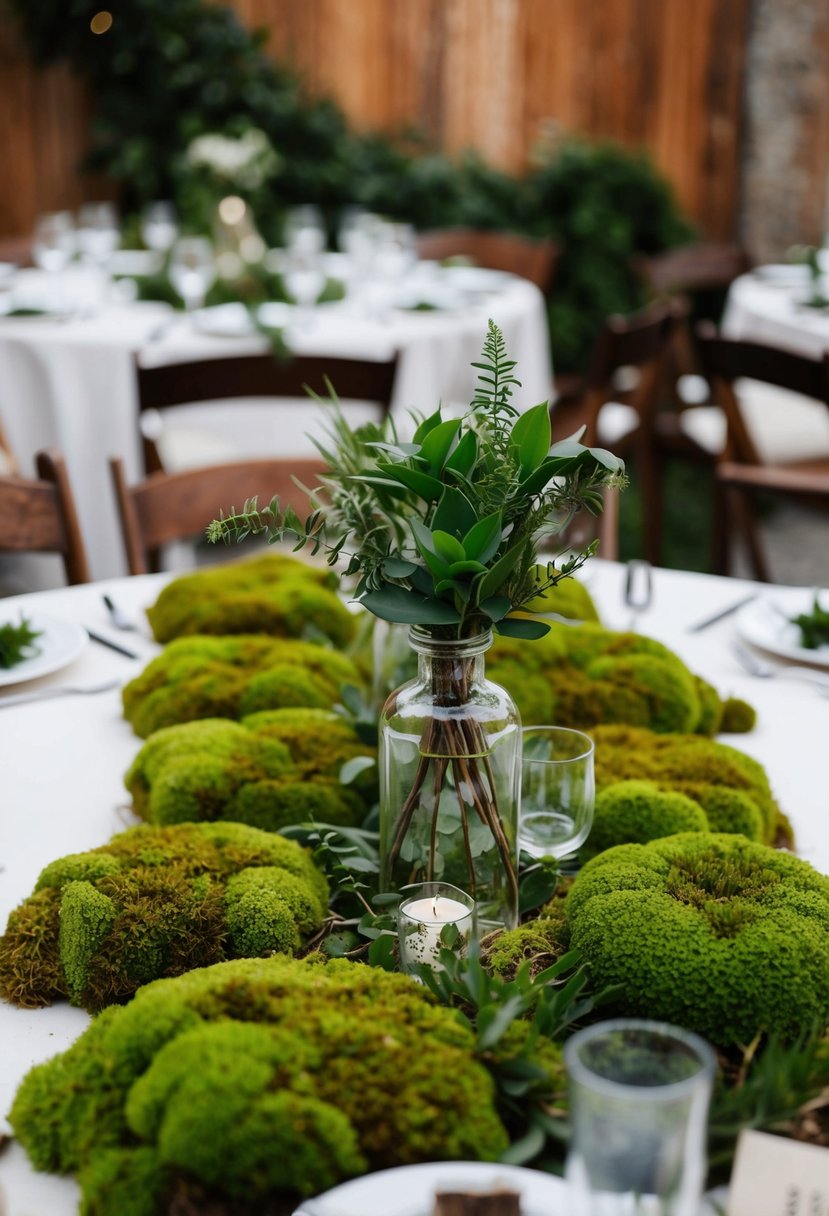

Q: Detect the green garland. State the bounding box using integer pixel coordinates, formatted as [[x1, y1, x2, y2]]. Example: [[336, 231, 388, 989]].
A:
[[7, 0, 693, 368]]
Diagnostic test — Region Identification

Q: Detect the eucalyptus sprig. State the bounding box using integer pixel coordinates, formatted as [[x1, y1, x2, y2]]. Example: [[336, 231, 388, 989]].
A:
[[0, 617, 42, 669], [207, 320, 625, 638]]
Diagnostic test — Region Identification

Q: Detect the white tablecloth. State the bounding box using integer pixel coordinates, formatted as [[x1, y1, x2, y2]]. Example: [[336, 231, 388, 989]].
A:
[[1, 559, 828, 1213], [722, 269, 829, 358], [0, 270, 551, 583]]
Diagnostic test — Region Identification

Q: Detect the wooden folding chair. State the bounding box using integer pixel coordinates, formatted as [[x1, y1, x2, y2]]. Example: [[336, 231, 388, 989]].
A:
[[0, 449, 90, 583], [696, 326, 829, 580], [110, 456, 330, 576], [415, 229, 560, 293], [551, 300, 684, 565], [136, 352, 399, 475]]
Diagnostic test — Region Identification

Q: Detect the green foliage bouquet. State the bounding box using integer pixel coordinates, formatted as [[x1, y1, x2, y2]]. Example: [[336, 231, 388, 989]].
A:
[[209, 323, 623, 927], [207, 321, 624, 634]]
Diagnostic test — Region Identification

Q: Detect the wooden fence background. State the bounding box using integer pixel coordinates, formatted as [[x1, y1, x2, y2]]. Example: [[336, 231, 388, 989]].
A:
[[0, 0, 819, 251]]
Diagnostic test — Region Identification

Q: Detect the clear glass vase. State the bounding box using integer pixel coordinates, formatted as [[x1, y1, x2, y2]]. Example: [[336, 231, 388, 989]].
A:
[[379, 627, 521, 932]]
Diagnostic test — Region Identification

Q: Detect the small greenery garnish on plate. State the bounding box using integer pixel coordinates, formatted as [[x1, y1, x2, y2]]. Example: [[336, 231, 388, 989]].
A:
[[791, 594, 829, 650], [0, 617, 43, 669]]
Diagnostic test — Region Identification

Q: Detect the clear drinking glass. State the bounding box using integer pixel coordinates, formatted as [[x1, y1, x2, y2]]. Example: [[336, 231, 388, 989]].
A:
[[31, 211, 76, 273], [282, 247, 325, 315], [518, 726, 595, 859], [168, 237, 216, 310], [282, 205, 326, 255], [397, 881, 477, 975], [141, 201, 179, 253], [565, 1019, 717, 1216], [373, 220, 418, 282], [76, 201, 120, 266]]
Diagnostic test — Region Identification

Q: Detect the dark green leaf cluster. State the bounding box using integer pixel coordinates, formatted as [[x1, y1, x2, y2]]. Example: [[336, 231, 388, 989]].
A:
[[0, 615, 42, 668], [208, 324, 625, 638], [791, 594, 829, 650]]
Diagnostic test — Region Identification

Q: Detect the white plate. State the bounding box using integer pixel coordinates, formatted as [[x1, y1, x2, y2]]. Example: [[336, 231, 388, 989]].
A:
[[752, 264, 810, 286], [0, 612, 88, 687], [293, 1161, 567, 1216], [735, 590, 829, 667]]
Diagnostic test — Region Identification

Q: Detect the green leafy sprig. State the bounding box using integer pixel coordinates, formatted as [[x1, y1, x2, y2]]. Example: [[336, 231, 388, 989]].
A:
[[791, 595, 829, 650], [207, 321, 625, 638], [0, 617, 42, 669]]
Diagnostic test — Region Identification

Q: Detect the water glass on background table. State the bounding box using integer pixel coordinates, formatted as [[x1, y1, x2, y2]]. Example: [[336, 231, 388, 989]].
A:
[[76, 201, 120, 266], [283, 205, 326, 256], [168, 237, 216, 311], [141, 201, 178, 253], [518, 726, 595, 860], [283, 247, 326, 320], [565, 1020, 716, 1216]]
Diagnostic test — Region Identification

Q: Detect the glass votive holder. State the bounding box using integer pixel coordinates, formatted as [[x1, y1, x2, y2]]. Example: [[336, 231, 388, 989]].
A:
[[564, 1019, 717, 1216], [397, 882, 476, 975]]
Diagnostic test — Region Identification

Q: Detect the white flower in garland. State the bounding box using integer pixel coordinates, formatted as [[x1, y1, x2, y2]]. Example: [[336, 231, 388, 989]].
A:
[[186, 128, 280, 190]]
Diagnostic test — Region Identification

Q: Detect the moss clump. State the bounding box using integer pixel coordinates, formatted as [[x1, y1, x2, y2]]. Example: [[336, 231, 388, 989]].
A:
[[489, 623, 752, 737], [520, 576, 600, 622], [484, 904, 570, 980], [720, 697, 758, 733], [591, 724, 787, 847], [125, 711, 374, 833], [0, 823, 327, 1012], [566, 833, 829, 1044], [584, 780, 709, 860], [10, 956, 511, 1212], [146, 554, 354, 647], [122, 636, 362, 738]]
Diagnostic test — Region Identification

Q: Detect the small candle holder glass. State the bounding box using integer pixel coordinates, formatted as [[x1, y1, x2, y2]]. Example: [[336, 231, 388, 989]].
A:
[[397, 882, 476, 975]]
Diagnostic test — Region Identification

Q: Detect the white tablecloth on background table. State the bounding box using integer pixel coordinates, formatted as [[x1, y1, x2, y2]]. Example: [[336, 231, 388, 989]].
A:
[[0, 270, 551, 582], [722, 269, 829, 358], [1, 559, 828, 1213]]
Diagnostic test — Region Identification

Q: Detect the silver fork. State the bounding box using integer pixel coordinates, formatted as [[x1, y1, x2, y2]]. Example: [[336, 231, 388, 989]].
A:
[[733, 642, 829, 697], [0, 678, 121, 709], [102, 593, 137, 631]]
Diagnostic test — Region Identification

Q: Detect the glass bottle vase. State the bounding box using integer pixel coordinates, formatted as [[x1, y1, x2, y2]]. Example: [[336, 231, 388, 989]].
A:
[[379, 627, 521, 932]]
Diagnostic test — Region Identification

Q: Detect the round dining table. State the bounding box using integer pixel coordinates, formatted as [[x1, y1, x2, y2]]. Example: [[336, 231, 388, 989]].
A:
[[0, 557, 828, 1213], [0, 264, 552, 583], [722, 266, 829, 357]]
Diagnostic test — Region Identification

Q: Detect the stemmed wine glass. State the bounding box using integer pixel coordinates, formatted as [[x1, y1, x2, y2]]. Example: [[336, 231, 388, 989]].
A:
[[518, 726, 595, 860], [75, 202, 120, 267], [282, 205, 326, 256], [31, 212, 76, 310], [282, 247, 325, 323], [168, 237, 216, 312], [140, 201, 179, 254]]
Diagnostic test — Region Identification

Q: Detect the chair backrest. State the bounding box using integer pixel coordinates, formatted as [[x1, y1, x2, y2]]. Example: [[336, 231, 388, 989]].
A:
[[635, 243, 752, 297], [695, 323, 829, 464], [415, 229, 560, 293], [110, 456, 329, 576], [135, 352, 399, 474], [0, 449, 90, 583], [573, 300, 683, 444]]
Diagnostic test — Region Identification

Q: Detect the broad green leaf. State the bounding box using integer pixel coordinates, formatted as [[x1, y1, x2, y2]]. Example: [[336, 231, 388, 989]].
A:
[[419, 418, 460, 472], [339, 755, 377, 785], [408, 564, 435, 597], [462, 510, 503, 563], [520, 455, 581, 496], [446, 559, 487, 576], [349, 474, 410, 497], [479, 594, 511, 622], [432, 530, 466, 564], [410, 518, 440, 557], [434, 578, 471, 601], [431, 486, 478, 539], [361, 586, 461, 625], [444, 429, 478, 477], [508, 401, 551, 476], [368, 934, 397, 970], [476, 540, 528, 602], [412, 408, 443, 444], [378, 463, 444, 501], [382, 556, 418, 578], [496, 616, 551, 639], [363, 441, 421, 460], [586, 445, 625, 472]]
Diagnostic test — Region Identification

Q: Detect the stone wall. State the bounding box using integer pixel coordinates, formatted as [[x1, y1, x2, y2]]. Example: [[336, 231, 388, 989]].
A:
[[740, 0, 829, 261]]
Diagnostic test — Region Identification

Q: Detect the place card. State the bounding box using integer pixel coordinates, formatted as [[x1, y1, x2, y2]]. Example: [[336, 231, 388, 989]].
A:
[[728, 1129, 829, 1216]]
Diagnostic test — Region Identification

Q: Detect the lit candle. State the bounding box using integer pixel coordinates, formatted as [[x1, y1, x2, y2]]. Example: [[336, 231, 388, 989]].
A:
[[398, 885, 476, 973]]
